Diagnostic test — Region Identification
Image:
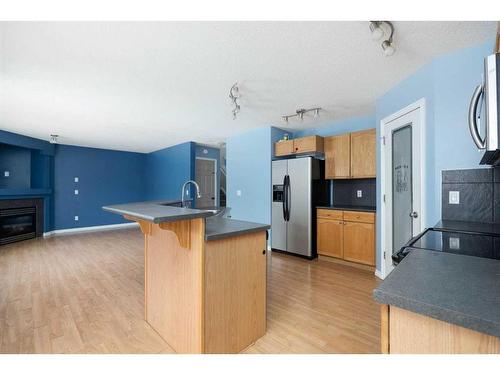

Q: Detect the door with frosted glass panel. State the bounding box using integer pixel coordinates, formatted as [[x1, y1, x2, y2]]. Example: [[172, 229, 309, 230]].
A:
[[392, 125, 413, 259], [384, 107, 422, 276]]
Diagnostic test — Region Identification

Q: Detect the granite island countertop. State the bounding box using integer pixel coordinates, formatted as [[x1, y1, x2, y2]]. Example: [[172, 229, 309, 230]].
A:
[[373, 249, 500, 338], [103, 200, 269, 242]]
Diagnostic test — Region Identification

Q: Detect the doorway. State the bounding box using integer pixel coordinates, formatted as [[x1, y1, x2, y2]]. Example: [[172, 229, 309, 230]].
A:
[[195, 157, 217, 207], [380, 99, 426, 278]]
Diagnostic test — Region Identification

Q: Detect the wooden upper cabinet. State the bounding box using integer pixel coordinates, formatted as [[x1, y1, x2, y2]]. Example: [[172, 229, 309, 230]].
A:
[[324, 134, 351, 179], [274, 136, 323, 157], [350, 129, 376, 178], [293, 135, 324, 154], [275, 140, 294, 157]]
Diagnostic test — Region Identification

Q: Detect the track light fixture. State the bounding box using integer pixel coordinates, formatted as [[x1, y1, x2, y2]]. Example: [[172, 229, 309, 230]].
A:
[[369, 21, 395, 57], [282, 107, 322, 124], [229, 82, 241, 120]]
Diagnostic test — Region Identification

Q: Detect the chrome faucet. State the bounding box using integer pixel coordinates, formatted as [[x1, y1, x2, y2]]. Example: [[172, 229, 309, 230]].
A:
[[181, 180, 201, 207]]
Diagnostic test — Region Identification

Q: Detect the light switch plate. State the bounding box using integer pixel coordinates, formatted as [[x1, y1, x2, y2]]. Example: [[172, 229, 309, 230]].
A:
[[357, 190, 362, 198], [74, 177, 79, 183], [74, 216, 79, 221], [4, 171, 10, 177], [236, 190, 242, 197], [449, 237, 460, 249], [449, 191, 460, 205], [74, 189, 79, 195]]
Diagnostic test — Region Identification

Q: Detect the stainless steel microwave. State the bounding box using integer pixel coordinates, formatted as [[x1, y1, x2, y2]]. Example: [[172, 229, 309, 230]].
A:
[[469, 53, 500, 165]]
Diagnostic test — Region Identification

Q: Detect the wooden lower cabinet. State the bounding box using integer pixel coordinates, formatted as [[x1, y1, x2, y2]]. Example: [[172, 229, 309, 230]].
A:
[[317, 218, 344, 258], [343, 221, 375, 266], [316, 209, 375, 266]]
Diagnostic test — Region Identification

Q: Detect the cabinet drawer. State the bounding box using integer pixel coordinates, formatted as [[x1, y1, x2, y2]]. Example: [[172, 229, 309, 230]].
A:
[[343, 211, 375, 223], [275, 140, 294, 156], [317, 209, 343, 220], [293, 136, 324, 154]]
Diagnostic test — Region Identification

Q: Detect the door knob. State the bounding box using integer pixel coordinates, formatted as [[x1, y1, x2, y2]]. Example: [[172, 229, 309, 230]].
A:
[[409, 211, 418, 218]]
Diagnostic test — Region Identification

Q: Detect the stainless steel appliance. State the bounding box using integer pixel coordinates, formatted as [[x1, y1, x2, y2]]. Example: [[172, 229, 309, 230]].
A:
[[271, 157, 329, 258], [469, 52, 500, 165]]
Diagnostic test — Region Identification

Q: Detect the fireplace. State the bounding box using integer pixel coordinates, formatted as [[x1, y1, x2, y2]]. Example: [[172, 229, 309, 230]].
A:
[[0, 199, 43, 245]]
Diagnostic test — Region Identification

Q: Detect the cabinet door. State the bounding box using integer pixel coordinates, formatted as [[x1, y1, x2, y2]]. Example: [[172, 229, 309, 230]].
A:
[[324, 134, 351, 179], [343, 221, 375, 266], [275, 140, 294, 157], [350, 129, 376, 178], [317, 218, 344, 258], [293, 136, 324, 154]]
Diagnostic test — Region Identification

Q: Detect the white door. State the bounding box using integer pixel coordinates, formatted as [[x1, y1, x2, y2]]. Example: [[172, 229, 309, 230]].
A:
[[382, 103, 424, 277], [195, 158, 217, 207]]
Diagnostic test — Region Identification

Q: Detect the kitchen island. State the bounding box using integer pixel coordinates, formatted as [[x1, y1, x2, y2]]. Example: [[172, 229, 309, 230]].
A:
[[373, 249, 500, 354], [103, 200, 270, 354]]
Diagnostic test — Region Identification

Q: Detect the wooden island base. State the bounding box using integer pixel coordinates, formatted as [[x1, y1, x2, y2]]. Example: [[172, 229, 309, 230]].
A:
[[381, 305, 500, 354], [131, 217, 267, 354]]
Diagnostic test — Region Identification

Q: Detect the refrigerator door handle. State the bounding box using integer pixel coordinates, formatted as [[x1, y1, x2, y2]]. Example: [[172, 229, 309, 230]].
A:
[[286, 175, 291, 221], [282, 175, 287, 221], [468, 84, 486, 149]]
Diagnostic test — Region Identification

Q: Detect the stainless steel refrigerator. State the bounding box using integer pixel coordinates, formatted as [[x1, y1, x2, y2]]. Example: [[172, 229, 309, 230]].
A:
[[271, 157, 329, 258]]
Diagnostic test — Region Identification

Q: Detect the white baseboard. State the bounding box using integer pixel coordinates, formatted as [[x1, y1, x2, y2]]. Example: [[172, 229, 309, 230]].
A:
[[375, 269, 384, 280], [43, 222, 139, 237]]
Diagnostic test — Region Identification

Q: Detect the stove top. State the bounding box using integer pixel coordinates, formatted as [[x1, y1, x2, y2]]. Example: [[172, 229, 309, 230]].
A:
[[393, 226, 500, 264]]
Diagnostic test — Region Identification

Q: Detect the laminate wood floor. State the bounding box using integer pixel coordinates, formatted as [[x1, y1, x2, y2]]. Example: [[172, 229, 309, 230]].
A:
[[0, 228, 381, 354]]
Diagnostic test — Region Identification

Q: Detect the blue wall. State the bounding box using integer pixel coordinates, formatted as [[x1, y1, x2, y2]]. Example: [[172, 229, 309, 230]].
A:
[[294, 115, 375, 138], [0, 144, 32, 188], [145, 141, 195, 201], [53, 145, 147, 230], [227, 127, 273, 225]]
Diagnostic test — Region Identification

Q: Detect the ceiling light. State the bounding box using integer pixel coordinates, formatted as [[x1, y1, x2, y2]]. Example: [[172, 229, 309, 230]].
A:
[[282, 107, 322, 123], [369, 21, 384, 41], [369, 21, 396, 57], [382, 40, 395, 57], [49, 134, 58, 144], [229, 82, 241, 120]]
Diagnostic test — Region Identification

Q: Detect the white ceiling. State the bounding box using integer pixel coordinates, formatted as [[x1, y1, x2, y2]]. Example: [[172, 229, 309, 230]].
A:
[[0, 21, 496, 153]]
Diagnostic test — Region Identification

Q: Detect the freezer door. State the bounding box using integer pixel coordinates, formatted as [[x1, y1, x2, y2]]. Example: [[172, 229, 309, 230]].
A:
[[286, 157, 312, 257], [271, 160, 288, 251], [272, 160, 288, 184]]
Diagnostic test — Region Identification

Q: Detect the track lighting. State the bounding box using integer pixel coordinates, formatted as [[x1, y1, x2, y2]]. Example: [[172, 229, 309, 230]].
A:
[[369, 21, 384, 41], [369, 21, 396, 57], [229, 82, 241, 120], [382, 40, 395, 57], [282, 107, 322, 123]]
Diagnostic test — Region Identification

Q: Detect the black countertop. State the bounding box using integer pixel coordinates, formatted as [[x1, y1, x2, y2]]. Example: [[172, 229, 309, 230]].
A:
[[205, 217, 270, 241], [316, 205, 376, 212], [373, 249, 500, 338], [103, 200, 269, 241], [103, 200, 213, 223]]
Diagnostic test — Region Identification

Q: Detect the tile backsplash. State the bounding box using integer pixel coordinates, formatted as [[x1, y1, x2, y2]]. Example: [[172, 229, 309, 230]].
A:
[[332, 178, 376, 207], [442, 168, 500, 223]]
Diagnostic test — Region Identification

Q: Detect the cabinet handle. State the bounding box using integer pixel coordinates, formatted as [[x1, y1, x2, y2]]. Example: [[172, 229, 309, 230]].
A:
[[262, 250, 266, 255]]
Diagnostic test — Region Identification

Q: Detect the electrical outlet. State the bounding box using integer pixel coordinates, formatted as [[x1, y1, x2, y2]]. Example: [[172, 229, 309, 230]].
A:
[[74, 216, 79, 221], [74, 177, 79, 183], [357, 190, 362, 198], [236, 190, 242, 197], [4, 171, 10, 177], [74, 189, 79, 195], [449, 237, 460, 249], [449, 191, 460, 205]]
